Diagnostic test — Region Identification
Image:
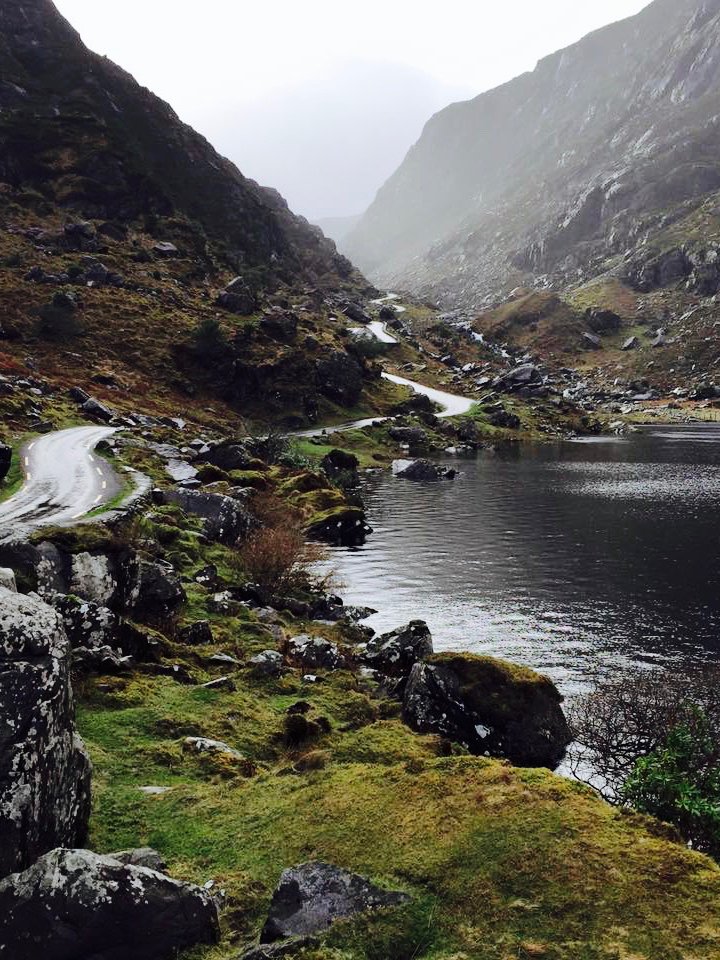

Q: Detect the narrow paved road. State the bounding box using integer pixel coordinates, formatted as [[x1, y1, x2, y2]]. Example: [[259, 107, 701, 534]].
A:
[[0, 426, 121, 542], [293, 371, 475, 438]]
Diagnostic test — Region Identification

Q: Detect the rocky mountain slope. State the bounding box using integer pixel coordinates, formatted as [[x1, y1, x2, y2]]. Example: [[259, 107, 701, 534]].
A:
[[0, 0, 403, 431], [346, 0, 720, 314]]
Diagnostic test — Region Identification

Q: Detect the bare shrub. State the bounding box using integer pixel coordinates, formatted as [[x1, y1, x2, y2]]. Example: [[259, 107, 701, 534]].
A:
[[568, 666, 720, 802], [236, 492, 338, 597]]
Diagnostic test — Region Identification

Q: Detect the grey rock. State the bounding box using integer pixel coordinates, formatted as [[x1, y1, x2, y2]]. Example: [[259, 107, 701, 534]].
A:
[[0, 848, 219, 960], [249, 650, 285, 677], [53, 596, 119, 649], [260, 861, 410, 943], [69, 552, 118, 606], [183, 737, 243, 759], [157, 489, 255, 545], [81, 397, 114, 422], [153, 241, 180, 257], [72, 645, 133, 675], [388, 425, 428, 444], [0, 568, 16, 592], [201, 676, 236, 692], [0, 588, 91, 876], [392, 459, 457, 482], [124, 559, 185, 621], [238, 937, 319, 959], [287, 635, 346, 671], [582, 332, 602, 349], [363, 620, 433, 680], [109, 847, 168, 873], [622, 336, 640, 351]]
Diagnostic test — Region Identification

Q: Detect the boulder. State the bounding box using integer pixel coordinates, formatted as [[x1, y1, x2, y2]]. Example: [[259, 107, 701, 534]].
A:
[[622, 336, 640, 351], [81, 397, 114, 422], [363, 620, 433, 681], [315, 351, 363, 407], [53, 596, 119, 650], [216, 276, 258, 315], [403, 653, 571, 769], [320, 449, 360, 484], [153, 241, 180, 258], [586, 308, 622, 334], [69, 552, 118, 605], [0, 443, 11, 481], [157, 489, 255, 545], [582, 332, 602, 349], [341, 301, 371, 323], [494, 363, 540, 392], [178, 620, 213, 646], [0, 588, 91, 876], [287, 635, 347, 671], [72, 645, 133, 675], [0, 848, 219, 960], [260, 861, 410, 943], [0, 567, 16, 591], [305, 506, 371, 547], [392, 459, 457, 482], [260, 310, 298, 342], [388, 425, 428, 445], [488, 409, 521, 430], [124, 559, 185, 622], [196, 440, 255, 472], [249, 650, 285, 677]]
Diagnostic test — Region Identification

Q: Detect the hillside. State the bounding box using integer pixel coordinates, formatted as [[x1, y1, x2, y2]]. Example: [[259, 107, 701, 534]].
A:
[[345, 0, 720, 318], [0, 0, 401, 431]]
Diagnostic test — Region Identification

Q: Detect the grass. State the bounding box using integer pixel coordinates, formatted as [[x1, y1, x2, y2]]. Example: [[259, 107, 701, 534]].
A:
[[76, 651, 720, 960]]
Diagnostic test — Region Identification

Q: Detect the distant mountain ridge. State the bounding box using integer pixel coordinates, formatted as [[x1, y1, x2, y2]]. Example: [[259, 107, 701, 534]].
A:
[[345, 0, 720, 309]]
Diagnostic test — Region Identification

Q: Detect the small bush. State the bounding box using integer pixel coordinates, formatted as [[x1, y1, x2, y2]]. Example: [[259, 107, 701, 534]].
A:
[[622, 712, 720, 858], [192, 315, 227, 362], [238, 524, 328, 595]]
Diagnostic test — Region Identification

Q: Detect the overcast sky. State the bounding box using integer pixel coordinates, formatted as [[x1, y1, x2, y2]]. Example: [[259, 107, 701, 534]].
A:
[[55, 0, 651, 221]]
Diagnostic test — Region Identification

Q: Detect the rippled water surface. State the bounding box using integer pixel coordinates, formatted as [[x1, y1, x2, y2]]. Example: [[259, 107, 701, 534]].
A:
[[330, 424, 720, 698]]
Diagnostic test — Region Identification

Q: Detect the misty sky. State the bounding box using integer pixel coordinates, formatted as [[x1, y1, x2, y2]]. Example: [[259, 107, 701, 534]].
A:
[[55, 0, 650, 221]]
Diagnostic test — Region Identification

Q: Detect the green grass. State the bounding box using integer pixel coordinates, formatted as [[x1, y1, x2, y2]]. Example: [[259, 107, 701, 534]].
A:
[[77, 663, 720, 960]]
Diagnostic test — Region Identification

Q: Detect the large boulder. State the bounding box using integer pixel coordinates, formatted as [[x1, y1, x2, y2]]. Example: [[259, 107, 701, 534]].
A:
[[586, 308, 622, 334], [287, 635, 347, 671], [403, 653, 571, 769], [0, 588, 91, 876], [53, 595, 119, 650], [0, 848, 220, 960], [260, 862, 410, 943], [157, 489, 255, 545], [363, 620, 433, 681]]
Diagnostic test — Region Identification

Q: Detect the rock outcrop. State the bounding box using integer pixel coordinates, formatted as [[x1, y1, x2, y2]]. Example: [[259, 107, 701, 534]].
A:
[[403, 652, 571, 769], [0, 588, 91, 876], [0, 848, 220, 960], [260, 862, 410, 943]]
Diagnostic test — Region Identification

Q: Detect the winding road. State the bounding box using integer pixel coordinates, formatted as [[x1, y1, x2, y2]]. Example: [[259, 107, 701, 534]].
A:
[[0, 426, 121, 542], [0, 307, 474, 538]]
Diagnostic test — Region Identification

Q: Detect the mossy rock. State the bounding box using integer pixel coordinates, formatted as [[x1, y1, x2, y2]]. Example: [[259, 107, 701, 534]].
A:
[[404, 653, 571, 769]]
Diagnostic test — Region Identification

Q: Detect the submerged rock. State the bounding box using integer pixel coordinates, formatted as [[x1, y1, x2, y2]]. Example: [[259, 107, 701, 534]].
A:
[[0, 588, 91, 876], [0, 848, 219, 960], [260, 861, 410, 943], [403, 653, 571, 769], [392, 459, 457, 482]]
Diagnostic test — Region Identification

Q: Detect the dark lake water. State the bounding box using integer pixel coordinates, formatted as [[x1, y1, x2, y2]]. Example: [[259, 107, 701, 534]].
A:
[[329, 424, 720, 699]]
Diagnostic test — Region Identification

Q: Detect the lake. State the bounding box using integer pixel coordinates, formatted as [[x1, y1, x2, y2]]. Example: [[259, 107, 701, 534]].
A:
[[329, 424, 720, 699]]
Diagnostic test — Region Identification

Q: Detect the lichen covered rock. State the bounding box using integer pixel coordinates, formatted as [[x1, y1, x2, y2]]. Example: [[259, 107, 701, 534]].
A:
[[403, 652, 571, 769], [363, 620, 433, 680], [0, 588, 91, 877], [0, 847, 220, 959], [260, 861, 410, 943]]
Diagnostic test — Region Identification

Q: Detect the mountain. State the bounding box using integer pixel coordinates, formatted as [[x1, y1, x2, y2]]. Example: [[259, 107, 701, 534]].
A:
[[345, 0, 720, 311], [0, 0, 393, 431]]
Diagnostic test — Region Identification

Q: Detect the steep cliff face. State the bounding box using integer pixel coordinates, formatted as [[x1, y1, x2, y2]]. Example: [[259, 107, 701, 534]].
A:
[[0, 0, 354, 288], [345, 0, 720, 309]]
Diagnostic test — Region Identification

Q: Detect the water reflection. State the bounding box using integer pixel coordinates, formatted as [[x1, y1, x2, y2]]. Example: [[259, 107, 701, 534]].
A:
[[329, 425, 720, 698]]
